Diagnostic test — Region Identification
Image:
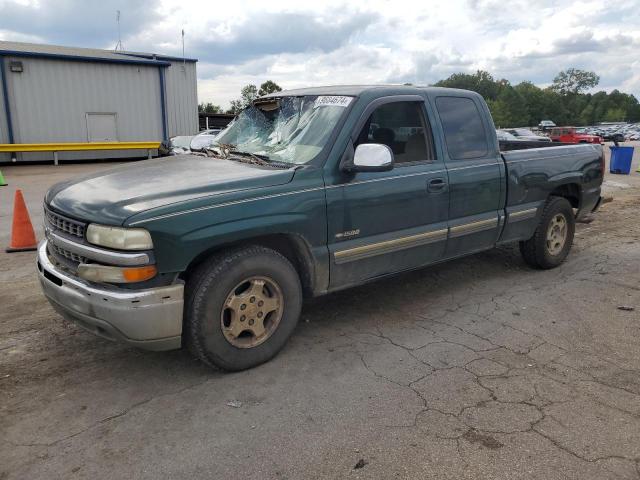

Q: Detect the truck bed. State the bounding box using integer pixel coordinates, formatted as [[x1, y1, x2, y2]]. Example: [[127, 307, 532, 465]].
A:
[[496, 142, 604, 245]]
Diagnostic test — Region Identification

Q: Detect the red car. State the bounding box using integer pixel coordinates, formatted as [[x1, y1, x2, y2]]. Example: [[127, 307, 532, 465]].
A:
[[549, 127, 603, 144]]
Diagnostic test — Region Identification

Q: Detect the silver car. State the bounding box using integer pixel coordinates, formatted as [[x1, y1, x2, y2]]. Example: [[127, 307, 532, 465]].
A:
[[190, 129, 223, 152], [506, 128, 551, 142]]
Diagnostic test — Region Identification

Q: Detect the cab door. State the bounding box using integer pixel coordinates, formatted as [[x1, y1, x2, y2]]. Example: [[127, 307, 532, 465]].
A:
[[325, 97, 449, 289], [430, 94, 504, 258]]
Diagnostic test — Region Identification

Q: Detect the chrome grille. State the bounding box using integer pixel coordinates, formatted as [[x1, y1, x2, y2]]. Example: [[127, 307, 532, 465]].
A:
[[49, 242, 88, 264], [45, 207, 86, 238]]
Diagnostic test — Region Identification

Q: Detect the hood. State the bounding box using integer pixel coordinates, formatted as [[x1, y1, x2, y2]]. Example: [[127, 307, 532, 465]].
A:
[[46, 155, 295, 225]]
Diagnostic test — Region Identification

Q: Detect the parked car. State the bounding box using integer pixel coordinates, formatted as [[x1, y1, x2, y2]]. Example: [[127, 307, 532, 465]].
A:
[[190, 129, 223, 152], [199, 128, 223, 135], [602, 132, 625, 143], [549, 127, 603, 144], [538, 120, 556, 131], [497, 129, 561, 151], [505, 128, 551, 142], [168, 135, 195, 155], [573, 123, 640, 142], [38, 86, 605, 371], [496, 129, 519, 141]]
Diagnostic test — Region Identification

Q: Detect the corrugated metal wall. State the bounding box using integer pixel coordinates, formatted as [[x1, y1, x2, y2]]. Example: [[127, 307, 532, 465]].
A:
[[0, 60, 9, 162], [5, 57, 163, 161], [164, 60, 198, 137], [1, 55, 198, 162]]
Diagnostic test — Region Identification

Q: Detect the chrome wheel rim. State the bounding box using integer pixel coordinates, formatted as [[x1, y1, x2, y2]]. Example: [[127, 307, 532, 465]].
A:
[[546, 213, 568, 255], [220, 276, 283, 348]]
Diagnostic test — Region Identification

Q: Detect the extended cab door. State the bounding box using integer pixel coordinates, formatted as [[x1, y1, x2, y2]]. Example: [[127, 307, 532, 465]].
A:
[[430, 94, 504, 258], [325, 96, 449, 289]]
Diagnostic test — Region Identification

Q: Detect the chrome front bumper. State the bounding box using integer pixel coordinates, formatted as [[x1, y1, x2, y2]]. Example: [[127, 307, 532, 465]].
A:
[[37, 240, 184, 351]]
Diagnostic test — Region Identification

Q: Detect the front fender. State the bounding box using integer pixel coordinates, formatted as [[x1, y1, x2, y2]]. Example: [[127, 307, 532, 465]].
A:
[[131, 187, 328, 276]]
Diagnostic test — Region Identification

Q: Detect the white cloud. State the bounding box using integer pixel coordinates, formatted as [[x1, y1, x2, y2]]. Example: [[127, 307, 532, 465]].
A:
[[1, 0, 639, 108]]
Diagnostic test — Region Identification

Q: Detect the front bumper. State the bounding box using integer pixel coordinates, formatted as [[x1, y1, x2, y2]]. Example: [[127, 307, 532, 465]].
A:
[[37, 240, 184, 351]]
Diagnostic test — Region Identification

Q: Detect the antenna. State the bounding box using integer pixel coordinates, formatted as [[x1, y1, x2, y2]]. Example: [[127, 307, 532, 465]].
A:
[[115, 10, 124, 51], [181, 29, 185, 67]]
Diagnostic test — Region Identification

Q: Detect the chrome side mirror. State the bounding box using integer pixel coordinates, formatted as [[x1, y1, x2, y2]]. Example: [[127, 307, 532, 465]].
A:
[[342, 143, 394, 172]]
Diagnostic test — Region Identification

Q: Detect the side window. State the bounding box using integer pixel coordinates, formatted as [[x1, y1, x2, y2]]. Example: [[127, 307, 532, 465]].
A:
[[355, 102, 435, 164], [435, 96, 488, 160]]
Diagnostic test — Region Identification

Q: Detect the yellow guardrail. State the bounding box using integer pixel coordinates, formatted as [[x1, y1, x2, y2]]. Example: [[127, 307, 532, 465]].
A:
[[0, 142, 162, 164]]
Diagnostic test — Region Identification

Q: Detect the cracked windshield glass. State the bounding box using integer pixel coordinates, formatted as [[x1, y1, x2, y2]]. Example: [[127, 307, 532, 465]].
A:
[[215, 95, 352, 164]]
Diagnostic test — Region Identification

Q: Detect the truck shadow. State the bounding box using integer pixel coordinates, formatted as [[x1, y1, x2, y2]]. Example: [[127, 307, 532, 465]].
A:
[[31, 244, 529, 381], [301, 243, 528, 328]]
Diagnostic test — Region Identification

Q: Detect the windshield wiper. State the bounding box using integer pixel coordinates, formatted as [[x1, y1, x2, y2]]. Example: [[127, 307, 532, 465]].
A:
[[229, 150, 271, 165]]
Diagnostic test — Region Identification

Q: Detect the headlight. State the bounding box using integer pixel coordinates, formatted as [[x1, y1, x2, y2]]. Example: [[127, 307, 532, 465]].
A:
[[78, 264, 157, 283], [86, 224, 153, 250]]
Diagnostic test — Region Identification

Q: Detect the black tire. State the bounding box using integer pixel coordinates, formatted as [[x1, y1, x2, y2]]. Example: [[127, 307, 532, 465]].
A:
[[519, 196, 575, 269], [185, 246, 302, 371]]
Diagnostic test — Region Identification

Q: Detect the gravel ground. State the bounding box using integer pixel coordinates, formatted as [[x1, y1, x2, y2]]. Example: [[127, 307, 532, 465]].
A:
[[1, 145, 639, 479]]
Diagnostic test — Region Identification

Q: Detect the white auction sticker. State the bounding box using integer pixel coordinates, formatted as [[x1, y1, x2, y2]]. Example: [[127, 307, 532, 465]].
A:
[[313, 96, 353, 108]]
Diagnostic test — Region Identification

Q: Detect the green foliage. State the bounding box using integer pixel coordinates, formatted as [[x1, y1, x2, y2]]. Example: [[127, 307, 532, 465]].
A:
[[434, 69, 639, 126], [487, 86, 529, 128], [198, 102, 223, 114], [227, 84, 258, 114], [227, 81, 282, 114], [551, 68, 600, 95], [258, 80, 282, 97], [434, 70, 502, 101], [604, 108, 626, 122]]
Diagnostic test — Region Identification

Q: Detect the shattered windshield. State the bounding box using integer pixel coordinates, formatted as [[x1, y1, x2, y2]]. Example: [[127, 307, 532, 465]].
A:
[[213, 95, 353, 165]]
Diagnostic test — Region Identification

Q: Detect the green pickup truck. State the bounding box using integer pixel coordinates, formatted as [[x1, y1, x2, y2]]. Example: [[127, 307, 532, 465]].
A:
[[38, 85, 605, 370]]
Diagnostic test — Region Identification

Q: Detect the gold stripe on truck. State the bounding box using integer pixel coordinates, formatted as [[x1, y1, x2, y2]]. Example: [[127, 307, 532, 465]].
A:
[[334, 228, 448, 264]]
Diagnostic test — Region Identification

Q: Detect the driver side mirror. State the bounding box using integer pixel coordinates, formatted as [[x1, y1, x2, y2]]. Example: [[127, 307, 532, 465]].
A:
[[341, 143, 395, 173]]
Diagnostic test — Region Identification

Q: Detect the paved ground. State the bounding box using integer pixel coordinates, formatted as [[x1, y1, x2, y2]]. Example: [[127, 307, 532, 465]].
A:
[[1, 146, 640, 479]]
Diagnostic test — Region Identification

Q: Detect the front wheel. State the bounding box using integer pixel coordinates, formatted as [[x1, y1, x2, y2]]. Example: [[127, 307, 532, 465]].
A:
[[519, 196, 575, 269], [184, 246, 302, 371]]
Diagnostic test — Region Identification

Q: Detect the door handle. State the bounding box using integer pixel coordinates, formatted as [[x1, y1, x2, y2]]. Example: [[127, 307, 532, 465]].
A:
[[427, 178, 447, 193]]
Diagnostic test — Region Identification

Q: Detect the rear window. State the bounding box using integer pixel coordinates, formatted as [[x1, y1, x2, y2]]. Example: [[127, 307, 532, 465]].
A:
[[435, 97, 488, 160]]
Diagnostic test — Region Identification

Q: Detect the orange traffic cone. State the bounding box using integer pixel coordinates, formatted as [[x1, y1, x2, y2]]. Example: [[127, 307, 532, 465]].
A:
[[6, 189, 37, 253]]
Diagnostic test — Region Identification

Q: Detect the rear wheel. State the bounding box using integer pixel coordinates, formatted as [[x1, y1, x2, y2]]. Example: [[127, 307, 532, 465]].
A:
[[519, 196, 575, 269], [185, 246, 302, 371]]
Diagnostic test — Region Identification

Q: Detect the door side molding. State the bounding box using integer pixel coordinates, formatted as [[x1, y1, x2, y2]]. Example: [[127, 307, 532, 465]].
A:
[[448, 218, 498, 238], [334, 228, 448, 264]]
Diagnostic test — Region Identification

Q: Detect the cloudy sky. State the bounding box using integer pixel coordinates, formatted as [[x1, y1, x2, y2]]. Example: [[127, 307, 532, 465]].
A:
[[1, 0, 639, 108]]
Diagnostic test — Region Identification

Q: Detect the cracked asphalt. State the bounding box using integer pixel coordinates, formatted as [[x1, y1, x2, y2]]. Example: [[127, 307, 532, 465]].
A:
[[1, 146, 640, 479]]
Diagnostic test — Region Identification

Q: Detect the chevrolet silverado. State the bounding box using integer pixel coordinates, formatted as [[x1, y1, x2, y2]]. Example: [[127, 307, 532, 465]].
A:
[[38, 86, 605, 370]]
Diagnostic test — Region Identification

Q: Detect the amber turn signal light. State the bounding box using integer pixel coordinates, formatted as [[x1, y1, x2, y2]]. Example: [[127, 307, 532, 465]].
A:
[[122, 265, 158, 283], [78, 264, 157, 283]]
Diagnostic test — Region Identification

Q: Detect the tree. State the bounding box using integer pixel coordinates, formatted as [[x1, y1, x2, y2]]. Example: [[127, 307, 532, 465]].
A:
[[258, 80, 282, 97], [227, 100, 243, 115], [241, 84, 258, 103], [434, 70, 501, 101], [551, 68, 600, 95], [430, 68, 640, 126], [227, 81, 283, 114], [604, 108, 626, 122], [513, 81, 546, 126], [488, 86, 529, 127], [198, 102, 223, 114], [227, 84, 258, 114]]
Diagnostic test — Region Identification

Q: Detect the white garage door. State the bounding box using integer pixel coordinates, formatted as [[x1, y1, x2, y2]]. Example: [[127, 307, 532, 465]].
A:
[[86, 113, 118, 142]]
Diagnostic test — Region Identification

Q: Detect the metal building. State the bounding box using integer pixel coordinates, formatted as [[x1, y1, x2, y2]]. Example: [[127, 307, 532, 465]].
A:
[[0, 41, 198, 162]]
